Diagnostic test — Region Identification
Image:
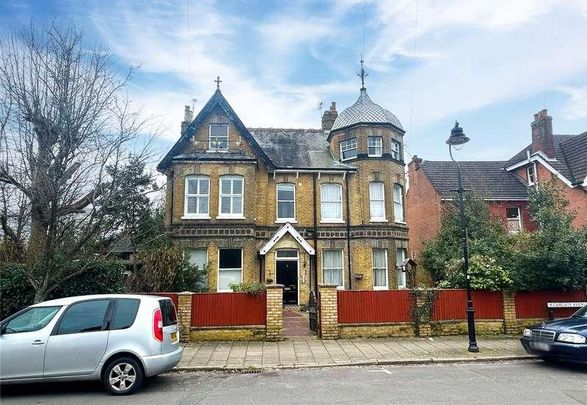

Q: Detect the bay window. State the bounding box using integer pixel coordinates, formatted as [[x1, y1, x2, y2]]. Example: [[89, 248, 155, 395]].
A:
[[373, 249, 388, 290], [396, 248, 407, 288], [368, 136, 383, 157], [393, 184, 404, 222], [340, 138, 358, 161], [369, 182, 386, 221]]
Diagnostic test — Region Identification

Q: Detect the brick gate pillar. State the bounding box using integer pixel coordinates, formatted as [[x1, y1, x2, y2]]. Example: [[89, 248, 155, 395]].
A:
[[266, 285, 284, 341], [414, 290, 432, 337], [177, 292, 194, 342], [318, 284, 339, 339], [502, 290, 517, 334]]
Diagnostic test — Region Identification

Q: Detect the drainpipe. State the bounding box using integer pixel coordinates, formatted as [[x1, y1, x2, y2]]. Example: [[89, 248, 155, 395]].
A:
[[312, 173, 319, 296], [345, 172, 352, 290], [169, 171, 174, 227], [258, 252, 264, 283]]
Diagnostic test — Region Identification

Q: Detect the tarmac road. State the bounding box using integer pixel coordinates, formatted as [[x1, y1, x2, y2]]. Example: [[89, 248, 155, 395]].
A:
[[1, 360, 586, 404]]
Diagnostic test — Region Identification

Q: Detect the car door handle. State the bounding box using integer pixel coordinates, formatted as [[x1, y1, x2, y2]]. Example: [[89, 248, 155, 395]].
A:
[[32, 340, 45, 345]]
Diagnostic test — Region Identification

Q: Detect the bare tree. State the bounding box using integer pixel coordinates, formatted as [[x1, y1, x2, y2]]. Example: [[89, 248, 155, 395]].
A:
[[0, 23, 155, 302]]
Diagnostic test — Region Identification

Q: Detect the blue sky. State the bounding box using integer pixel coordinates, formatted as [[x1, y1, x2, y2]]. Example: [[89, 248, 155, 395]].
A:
[[2, 0, 587, 163]]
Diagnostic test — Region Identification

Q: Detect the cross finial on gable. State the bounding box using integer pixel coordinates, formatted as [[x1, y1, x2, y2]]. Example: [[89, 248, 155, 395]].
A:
[[214, 76, 222, 90]]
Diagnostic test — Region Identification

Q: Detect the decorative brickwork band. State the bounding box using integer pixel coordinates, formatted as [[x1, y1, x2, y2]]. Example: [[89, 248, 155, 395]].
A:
[[502, 290, 517, 334], [319, 284, 339, 339], [266, 285, 284, 341], [177, 292, 194, 342]]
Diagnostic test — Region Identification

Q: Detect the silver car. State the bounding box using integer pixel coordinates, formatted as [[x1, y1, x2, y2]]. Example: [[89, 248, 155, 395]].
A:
[[0, 294, 183, 395]]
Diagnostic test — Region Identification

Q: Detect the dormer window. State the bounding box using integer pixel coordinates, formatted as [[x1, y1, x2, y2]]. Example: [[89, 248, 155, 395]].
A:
[[340, 138, 358, 161], [391, 140, 401, 160], [209, 123, 229, 151], [368, 136, 383, 157]]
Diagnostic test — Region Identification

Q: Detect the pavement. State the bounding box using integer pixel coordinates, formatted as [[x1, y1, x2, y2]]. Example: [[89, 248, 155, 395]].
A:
[[178, 335, 532, 371]]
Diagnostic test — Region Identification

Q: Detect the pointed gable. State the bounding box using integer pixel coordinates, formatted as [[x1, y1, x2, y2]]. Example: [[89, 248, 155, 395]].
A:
[[157, 89, 273, 172], [259, 223, 315, 255]]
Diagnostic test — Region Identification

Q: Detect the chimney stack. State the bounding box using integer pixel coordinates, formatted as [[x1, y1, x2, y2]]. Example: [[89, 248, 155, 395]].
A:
[[321, 101, 338, 131], [181, 105, 193, 135], [531, 109, 554, 158], [411, 155, 423, 170]]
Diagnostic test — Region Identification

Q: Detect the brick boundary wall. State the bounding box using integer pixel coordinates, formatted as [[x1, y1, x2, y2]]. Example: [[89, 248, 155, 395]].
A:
[[265, 284, 284, 341], [319, 285, 339, 339]]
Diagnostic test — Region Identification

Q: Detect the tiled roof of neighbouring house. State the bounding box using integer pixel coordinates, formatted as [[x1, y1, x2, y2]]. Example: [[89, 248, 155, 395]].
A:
[[331, 88, 403, 132], [420, 160, 529, 200], [505, 133, 587, 185], [248, 128, 356, 170]]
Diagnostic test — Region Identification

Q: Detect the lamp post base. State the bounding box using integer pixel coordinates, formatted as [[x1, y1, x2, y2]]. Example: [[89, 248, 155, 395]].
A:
[[466, 304, 479, 352], [467, 342, 480, 353]]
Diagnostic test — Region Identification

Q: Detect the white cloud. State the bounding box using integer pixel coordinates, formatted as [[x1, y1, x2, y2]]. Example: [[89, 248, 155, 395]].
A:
[[559, 85, 587, 120]]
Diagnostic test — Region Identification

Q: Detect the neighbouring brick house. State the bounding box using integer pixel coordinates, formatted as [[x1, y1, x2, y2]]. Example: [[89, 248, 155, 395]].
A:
[[407, 109, 587, 262], [157, 81, 409, 306]]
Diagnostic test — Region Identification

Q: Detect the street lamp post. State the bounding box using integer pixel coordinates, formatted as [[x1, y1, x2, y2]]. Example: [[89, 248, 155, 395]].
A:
[[446, 121, 479, 353]]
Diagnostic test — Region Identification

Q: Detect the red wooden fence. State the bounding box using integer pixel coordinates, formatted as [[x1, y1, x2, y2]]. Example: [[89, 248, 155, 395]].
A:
[[337, 290, 412, 323], [515, 290, 587, 319], [432, 290, 503, 321], [191, 292, 267, 327], [145, 292, 178, 308]]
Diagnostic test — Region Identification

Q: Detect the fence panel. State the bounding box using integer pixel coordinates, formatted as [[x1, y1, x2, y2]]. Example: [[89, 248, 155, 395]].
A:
[[432, 290, 503, 321], [515, 290, 587, 319], [191, 292, 267, 327], [337, 290, 412, 324]]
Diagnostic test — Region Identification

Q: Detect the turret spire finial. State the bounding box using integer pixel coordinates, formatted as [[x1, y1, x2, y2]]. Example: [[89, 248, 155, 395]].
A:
[[357, 58, 368, 91]]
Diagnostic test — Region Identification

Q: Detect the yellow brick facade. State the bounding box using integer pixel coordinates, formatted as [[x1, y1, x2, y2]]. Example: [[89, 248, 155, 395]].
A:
[[160, 90, 409, 306]]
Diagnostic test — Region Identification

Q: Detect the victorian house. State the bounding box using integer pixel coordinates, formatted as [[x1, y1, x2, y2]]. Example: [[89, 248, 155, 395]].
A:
[[157, 79, 408, 306]]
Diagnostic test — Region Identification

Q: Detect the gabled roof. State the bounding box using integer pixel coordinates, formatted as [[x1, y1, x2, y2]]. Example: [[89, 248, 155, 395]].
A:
[[420, 160, 528, 200], [249, 128, 355, 171], [505, 133, 587, 185], [259, 223, 315, 255], [157, 89, 273, 172]]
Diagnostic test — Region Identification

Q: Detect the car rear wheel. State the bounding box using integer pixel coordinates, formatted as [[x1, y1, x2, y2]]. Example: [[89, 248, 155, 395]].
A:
[[102, 357, 144, 395]]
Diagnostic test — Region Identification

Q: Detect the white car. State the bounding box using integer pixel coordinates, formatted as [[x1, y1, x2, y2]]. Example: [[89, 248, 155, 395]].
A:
[[0, 294, 183, 395]]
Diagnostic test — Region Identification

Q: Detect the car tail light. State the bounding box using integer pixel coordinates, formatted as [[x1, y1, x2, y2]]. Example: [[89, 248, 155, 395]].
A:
[[153, 308, 163, 342]]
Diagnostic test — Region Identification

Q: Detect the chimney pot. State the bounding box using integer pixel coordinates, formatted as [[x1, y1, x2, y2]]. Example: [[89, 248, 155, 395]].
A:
[[330, 102, 337, 111], [321, 101, 338, 131]]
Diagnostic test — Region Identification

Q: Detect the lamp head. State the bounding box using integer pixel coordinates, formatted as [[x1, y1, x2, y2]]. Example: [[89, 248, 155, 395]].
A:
[[446, 121, 470, 145]]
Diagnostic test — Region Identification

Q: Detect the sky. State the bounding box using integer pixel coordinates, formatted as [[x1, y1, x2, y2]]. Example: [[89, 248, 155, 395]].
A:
[[1, 0, 587, 164]]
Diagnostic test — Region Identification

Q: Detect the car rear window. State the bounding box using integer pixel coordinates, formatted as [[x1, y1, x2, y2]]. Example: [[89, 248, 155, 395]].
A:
[[111, 299, 140, 330], [159, 299, 177, 327]]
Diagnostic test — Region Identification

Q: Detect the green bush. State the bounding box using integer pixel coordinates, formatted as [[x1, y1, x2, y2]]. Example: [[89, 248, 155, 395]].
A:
[[437, 254, 512, 291], [229, 281, 267, 295], [1, 260, 125, 319]]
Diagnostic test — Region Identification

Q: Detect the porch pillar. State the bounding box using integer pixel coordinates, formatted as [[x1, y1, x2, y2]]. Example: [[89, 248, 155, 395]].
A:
[[266, 284, 284, 341]]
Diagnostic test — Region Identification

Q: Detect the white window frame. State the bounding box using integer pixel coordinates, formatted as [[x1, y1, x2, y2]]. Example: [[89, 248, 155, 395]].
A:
[[218, 175, 244, 219], [393, 184, 405, 223], [276, 183, 296, 223], [391, 140, 401, 160], [209, 123, 229, 151], [217, 248, 243, 292], [369, 182, 386, 222], [320, 183, 343, 223], [183, 175, 210, 219], [372, 249, 388, 290], [527, 163, 536, 186], [340, 138, 358, 161], [368, 136, 383, 157], [506, 207, 522, 234], [322, 249, 344, 289], [396, 248, 407, 289]]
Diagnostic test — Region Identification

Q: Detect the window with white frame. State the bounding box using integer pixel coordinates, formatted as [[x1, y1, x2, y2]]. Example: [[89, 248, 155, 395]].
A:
[[320, 183, 343, 222], [188, 249, 209, 289], [184, 176, 210, 217], [219, 176, 244, 217], [369, 182, 386, 221], [209, 123, 229, 150], [526, 164, 536, 185], [396, 248, 407, 288], [506, 207, 522, 233], [372, 249, 388, 289], [391, 140, 401, 160], [323, 250, 343, 288], [340, 138, 358, 161], [393, 184, 404, 222], [218, 249, 242, 291], [276, 183, 295, 221], [368, 136, 383, 157]]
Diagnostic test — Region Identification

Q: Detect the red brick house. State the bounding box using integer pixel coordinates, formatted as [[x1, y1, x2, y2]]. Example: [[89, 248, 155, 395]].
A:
[[407, 109, 586, 261]]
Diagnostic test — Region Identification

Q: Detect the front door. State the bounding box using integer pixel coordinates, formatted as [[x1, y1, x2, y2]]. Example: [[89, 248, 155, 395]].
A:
[[276, 260, 298, 305]]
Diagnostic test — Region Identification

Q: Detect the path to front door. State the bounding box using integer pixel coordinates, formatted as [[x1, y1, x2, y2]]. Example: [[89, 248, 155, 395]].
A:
[[283, 311, 313, 337]]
